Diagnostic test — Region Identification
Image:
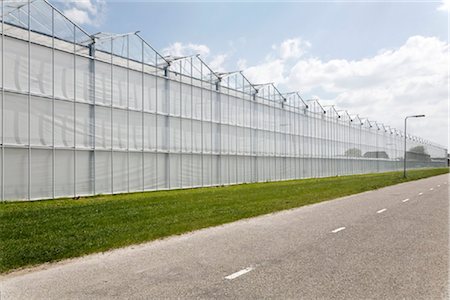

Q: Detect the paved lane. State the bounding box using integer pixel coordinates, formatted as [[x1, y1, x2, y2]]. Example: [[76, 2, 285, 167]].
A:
[[1, 174, 448, 299]]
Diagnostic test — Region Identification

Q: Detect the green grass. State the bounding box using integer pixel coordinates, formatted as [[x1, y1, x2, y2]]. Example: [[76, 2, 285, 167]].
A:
[[0, 168, 448, 273]]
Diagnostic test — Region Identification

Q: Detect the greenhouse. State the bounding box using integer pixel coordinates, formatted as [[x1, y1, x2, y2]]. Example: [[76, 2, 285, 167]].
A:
[[0, 0, 447, 201]]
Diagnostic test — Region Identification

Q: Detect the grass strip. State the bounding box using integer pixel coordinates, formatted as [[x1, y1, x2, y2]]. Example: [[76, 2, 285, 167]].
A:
[[1, 167, 448, 273]]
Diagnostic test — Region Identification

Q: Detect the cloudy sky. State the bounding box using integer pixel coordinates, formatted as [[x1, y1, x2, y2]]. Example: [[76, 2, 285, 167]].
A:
[[56, 0, 449, 149]]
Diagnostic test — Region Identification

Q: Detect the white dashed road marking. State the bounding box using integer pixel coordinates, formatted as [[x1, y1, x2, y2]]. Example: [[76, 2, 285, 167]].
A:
[[225, 267, 253, 280], [437, 185, 440, 187], [418, 192, 423, 196], [402, 198, 410, 203], [332, 227, 346, 233], [429, 188, 434, 191], [377, 208, 387, 214]]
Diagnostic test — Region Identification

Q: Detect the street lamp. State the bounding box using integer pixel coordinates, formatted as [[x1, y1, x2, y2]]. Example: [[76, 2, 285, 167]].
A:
[[403, 114, 425, 178]]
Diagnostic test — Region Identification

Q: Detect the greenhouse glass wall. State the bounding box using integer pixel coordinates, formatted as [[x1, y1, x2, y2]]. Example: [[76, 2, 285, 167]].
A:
[[0, 0, 447, 201]]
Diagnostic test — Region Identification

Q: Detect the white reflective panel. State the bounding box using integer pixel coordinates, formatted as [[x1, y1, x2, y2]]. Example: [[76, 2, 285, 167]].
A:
[[4, 37, 28, 92], [113, 151, 128, 193], [181, 154, 193, 187], [143, 113, 156, 150], [112, 108, 127, 149], [192, 120, 202, 153], [95, 150, 112, 194], [169, 117, 181, 152], [30, 149, 52, 199], [191, 154, 202, 187], [30, 44, 52, 96], [192, 86, 201, 120], [76, 150, 94, 196], [144, 152, 156, 190], [54, 50, 75, 100], [4, 148, 28, 200], [157, 77, 168, 114], [170, 81, 181, 116], [75, 55, 92, 103], [202, 88, 211, 121], [129, 111, 143, 150], [211, 155, 220, 185], [95, 61, 112, 106], [75, 103, 93, 148], [129, 70, 143, 111], [181, 83, 192, 118], [143, 73, 156, 112], [0, 37, 2, 89], [211, 123, 220, 154], [112, 65, 127, 108], [129, 152, 143, 191], [169, 154, 181, 188], [203, 122, 212, 153], [181, 119, 192, 152], [30, 96, 52, 146], [157, 115, 168, 151], [55, 150, 75, 198], [95, 106, 112, 149], [4, 92, 28, 145], [156, 153, 167, 189]]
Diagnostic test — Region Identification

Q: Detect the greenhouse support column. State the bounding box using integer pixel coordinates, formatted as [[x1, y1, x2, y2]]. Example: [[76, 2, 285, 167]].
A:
[[190, 58, 193, 187], [1, 0, 3, 201], [141, 39, 144, 191], [27, 0, 31, 200], [73, 26, 77, 196], [89, 35, 96, 195], [200, 63, 204, 186], [165, 73, 170, 189], [179, 62, 183, 187], [51, 8, 55, 198], [227, 77, 230, 185], [216, 81, 221, 185], [126, 35, 130, 193], [110, 37, 114, 194]]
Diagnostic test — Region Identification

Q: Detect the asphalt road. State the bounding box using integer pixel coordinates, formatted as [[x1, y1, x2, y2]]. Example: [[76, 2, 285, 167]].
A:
[[1, 174, 448, 299]]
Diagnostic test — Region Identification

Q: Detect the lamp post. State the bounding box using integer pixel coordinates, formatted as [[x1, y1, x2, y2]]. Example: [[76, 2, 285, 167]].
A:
[[403, 114, 425, 178]]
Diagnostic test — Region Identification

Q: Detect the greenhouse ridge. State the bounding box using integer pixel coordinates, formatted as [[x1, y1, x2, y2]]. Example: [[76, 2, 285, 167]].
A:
[[0, 0, 447, 201]]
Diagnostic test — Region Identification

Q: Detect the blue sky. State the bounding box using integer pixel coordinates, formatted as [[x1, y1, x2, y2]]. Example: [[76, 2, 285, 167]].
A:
[[73, 1, 447, 65], [56, 0, 449, 148]]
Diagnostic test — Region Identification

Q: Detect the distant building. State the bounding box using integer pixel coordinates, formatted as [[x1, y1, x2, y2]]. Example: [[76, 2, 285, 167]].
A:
[[363, 151, 389, 159]]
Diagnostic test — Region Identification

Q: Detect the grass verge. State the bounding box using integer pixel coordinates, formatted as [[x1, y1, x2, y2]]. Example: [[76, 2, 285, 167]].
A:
[[1, 168, 448, 273]]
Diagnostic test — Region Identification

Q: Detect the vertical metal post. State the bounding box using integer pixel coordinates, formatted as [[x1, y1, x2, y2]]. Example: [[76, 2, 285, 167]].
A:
[[110, 37, 113, 194], [179, 60, 182, 188], [200, 62, 204, 186], [27, 0, 31, 200], [1, 0, 3, 201], [73, 24, 77, 197], [141, 39, 144, 191], [89, 34, 96, 196], [51, 7, 55, 198], [126, 35, 130, 193], [403, 117, 407, 178]]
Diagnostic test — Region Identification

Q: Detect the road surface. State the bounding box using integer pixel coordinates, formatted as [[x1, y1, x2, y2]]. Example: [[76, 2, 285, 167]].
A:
[[1, 174, 448, 299]]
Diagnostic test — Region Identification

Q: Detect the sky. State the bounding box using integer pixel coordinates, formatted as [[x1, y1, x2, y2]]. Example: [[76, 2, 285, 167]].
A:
[[54, 0, 449, 149]]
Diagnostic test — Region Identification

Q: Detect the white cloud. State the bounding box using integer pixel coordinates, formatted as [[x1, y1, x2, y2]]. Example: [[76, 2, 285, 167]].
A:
[[64, 7, 91, 25], [237, 58, 248, 70], [62, 0, 106, 26], [162, 42, 230, 72], [244, 59, 286, 84], [209, 54, 228, 72], [242, 36, 449, 147], [437, 0, 449, 11], [161, 42, 210, 58], [276, 38, 311, 60]]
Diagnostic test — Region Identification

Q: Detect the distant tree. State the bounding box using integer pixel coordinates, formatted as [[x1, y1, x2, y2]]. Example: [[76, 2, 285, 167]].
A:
[[345, 148, 362, 157]]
